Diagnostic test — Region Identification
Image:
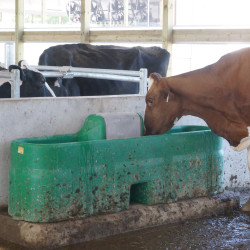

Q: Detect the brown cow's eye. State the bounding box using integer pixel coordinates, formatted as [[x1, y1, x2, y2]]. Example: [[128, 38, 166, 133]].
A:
[[148, 99, 153, 104]]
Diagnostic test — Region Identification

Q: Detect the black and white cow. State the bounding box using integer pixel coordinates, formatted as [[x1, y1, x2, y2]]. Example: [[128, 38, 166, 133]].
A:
[[39, 43, 170, 96], [0, 61, 57, 98], [45, 76, 80, 97], [0, 65, 10, 98], [18, 60, 69, 97]]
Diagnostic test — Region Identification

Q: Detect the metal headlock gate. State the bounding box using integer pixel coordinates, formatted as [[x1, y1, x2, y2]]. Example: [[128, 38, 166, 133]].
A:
[[0, 69, 21, 98], [0, 66, 148, 98]]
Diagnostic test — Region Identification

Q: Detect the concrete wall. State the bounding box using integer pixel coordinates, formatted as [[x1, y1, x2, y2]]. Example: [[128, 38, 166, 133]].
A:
[[0, 96, 249, 206]]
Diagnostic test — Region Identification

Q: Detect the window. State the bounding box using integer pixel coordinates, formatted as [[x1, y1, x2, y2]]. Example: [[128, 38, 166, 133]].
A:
[[23, 43, 66, 65], [0, 43, 15, 67], [0, 0, 15, 30], [90, 0, 162, 28], [24, 0, 80, 29], [175, 0, 250, 27], [172, 44, 250, 75], [22, 0, 162, 30]]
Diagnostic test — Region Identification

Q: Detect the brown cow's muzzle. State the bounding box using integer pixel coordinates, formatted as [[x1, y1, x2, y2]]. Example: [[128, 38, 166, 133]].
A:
[[144, 124, 154, 136], [143, 122, 151, 136], [144, 129, 150, 136]]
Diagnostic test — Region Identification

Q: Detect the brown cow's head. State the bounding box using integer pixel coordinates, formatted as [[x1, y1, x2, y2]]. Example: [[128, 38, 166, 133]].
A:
[[144, 73, 182, 135]]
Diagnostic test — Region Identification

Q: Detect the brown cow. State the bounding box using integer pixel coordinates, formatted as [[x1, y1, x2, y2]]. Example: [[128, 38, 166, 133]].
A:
[[144, 47, 250, 212]]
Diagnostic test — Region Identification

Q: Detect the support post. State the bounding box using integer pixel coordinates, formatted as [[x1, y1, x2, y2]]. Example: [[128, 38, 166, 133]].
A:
[[15, 0, 24, 64], [124, 0, 128, 26], [11, 69, 20, 98], [139, 68, 148, 95], [162, 0, 174, 77], [41, 0, 46, 24], [80, 0, 90, 43], [5, 43, 15, 67]]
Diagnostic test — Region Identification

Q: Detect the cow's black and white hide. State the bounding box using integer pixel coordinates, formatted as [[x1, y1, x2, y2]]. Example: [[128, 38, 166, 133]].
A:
[[0, 62, 57, 98], [45, 77, 68, 97], [0, 65, 10, 98], [61, 77, 81, 96], [18, 60, 67, 97], [38, 43, 170, 96], [45, 77, 80, 97]]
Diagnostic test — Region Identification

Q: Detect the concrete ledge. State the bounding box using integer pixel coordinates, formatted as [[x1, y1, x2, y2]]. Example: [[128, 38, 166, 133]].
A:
[[0, 192, 240, 249]]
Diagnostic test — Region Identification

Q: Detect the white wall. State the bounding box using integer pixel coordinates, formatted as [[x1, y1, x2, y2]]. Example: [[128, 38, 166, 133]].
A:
[[0, 96, 249, 207]]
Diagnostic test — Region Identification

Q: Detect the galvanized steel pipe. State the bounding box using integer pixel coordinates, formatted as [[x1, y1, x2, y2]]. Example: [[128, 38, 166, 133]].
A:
[[33, 65, 141, 77]]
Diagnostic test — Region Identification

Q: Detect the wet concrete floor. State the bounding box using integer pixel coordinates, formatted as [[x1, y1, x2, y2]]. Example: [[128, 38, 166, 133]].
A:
[[0, 192, 249, 250], [61, 210, 249, 250]]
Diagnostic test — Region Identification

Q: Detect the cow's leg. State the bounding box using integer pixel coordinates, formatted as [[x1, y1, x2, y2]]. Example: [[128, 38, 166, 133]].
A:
[[242, 199, 250, 212], [231, 127, 250, 151], [241, 147, 250, 212], [231, 127, 250, 212]]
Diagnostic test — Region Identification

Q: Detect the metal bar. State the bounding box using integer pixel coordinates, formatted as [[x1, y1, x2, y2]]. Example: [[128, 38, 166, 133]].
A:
[[32, 65, 141, 77], [0, 66, 148, 98], [41, 71, 140, 82], [71, 67, 141, 77], [0, 72, 12, 78], [139, 68, 148, 95], [11, 69, 20, 98], [33, 66, 148, 95]]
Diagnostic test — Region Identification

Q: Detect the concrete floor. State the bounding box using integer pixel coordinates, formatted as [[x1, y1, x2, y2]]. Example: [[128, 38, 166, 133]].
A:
[[1, 211, 249, 250], [0, 191, 245, 249], [60, 211, 250, 250], [60, 190, 249, 250]]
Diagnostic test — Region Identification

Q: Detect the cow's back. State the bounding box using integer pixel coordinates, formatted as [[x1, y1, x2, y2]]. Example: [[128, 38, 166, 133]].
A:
[[209, 48, 250, 116], [38, 43, 170, 95]]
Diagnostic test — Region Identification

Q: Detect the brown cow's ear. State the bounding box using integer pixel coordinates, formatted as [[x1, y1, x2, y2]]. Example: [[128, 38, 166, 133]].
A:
[[162, 86, 170, 100], [149, 72, 162, 83], [162, 80, 176, 102], [148, 73, 163, 89]]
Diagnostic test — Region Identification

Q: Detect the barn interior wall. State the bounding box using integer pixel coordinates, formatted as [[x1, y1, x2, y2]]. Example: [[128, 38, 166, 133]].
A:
[[0, 96, 249, 207]]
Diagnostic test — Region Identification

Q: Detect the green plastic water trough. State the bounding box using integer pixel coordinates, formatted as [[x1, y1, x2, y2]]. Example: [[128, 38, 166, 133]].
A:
[[8, 113, 224, 222]]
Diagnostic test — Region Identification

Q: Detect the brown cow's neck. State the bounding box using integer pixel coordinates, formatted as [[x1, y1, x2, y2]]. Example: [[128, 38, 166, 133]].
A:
[[166, 67, 219, 118], [167, 66, 217, 104], [163, 67, 250, 146]]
